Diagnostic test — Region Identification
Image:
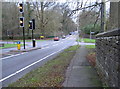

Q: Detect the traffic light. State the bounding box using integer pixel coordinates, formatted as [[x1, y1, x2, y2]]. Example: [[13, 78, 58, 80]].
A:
[[19, 17, 24, 27], [32, 19, 35, 30], [29, 21, 33, 30], [19, 3, 24, 13]]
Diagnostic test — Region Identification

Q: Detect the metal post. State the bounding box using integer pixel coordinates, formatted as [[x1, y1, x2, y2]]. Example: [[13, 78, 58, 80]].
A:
[[23, 27, 25, 49], [90, 30, 91, 39], [32, 29, 33, 40], [22, 10, 25, 49]]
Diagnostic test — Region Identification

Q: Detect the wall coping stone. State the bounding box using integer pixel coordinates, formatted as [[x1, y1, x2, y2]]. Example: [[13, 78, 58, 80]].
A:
[[96, 28, 120, 37]]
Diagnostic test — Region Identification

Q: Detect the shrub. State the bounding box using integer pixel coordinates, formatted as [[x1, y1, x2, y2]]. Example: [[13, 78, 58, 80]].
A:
[[81, 24, 100, 35]]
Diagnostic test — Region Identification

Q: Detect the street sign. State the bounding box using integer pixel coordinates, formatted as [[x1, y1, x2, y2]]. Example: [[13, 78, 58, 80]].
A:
[[17, 41, 21, 44], [91, 32, 95, 34]]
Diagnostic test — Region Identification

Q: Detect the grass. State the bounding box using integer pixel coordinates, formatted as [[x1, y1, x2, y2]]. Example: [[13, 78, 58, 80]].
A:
[[76, 38, 96, 43], [0, 44, 24, 49], [83, 38, 95, 43], [85, 45, 95, 49], [9, 45, 80, 87]]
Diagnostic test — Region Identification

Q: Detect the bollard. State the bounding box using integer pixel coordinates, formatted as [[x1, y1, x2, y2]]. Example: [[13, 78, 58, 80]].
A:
[[40, 36, 44, 39], [17, 41, 21, 50], [33, 39, 36, 47]]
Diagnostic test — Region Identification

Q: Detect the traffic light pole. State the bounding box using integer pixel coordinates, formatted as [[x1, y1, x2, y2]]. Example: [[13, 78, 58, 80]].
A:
[[32, 28, 34, 40], [32, 19, 35, 40], [32, 28, 35, 47], [22, 12, 25, 49]]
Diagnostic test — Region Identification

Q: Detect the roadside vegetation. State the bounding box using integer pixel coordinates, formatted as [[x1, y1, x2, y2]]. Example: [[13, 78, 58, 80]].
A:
[[9, 45, 80, 87], [77, 38, 96, 43], [0, 44, 24, 49], [83, 38, 95, 43]]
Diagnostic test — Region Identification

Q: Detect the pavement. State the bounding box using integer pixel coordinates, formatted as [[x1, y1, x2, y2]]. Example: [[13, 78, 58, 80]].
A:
[[63, 45, 102, 87]]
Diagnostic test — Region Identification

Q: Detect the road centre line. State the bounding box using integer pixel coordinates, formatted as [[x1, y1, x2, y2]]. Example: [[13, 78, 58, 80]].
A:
[[0, 46, 67, 82]]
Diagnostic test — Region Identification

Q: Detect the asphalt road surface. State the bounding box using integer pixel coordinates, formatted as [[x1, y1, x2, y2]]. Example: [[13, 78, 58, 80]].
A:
[[0, 35, 78, 87]]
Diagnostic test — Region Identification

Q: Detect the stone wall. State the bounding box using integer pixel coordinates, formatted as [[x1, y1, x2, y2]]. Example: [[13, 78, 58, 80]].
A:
[[96, 29, 120, 87]]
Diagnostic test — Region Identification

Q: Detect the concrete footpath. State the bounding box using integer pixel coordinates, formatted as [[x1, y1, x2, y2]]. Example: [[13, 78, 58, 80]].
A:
[[63, 45, 102, 87]]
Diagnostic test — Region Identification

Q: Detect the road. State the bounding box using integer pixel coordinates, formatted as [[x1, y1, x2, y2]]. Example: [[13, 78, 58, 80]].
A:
[[0, 35, 78, 87], [0, 40, 59, 54]]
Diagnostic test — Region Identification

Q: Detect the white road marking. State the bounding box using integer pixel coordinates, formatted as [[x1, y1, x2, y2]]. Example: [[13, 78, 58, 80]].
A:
[[53, 44, 58, 46], [21, 52, 28, 54], [0, 46, 67, 82], [0, 54, 21, 60], [7, 54, 13, 55], [0, 52, 28, 60]]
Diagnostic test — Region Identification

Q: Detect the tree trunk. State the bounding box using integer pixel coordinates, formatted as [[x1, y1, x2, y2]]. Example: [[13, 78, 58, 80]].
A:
[[41, 2, 44, 36]]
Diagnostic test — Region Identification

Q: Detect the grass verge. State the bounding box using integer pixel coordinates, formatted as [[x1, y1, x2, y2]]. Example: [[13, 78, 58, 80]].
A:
[[76, 38, 95, 43], [9, 45, 80, 87], [83, 38, 95, 43], [0, 44, 24, 49], [85, 45, 95, 49]]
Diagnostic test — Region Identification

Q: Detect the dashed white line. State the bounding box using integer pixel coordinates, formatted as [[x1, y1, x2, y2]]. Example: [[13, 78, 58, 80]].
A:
[[0, 46, 67, 82]]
